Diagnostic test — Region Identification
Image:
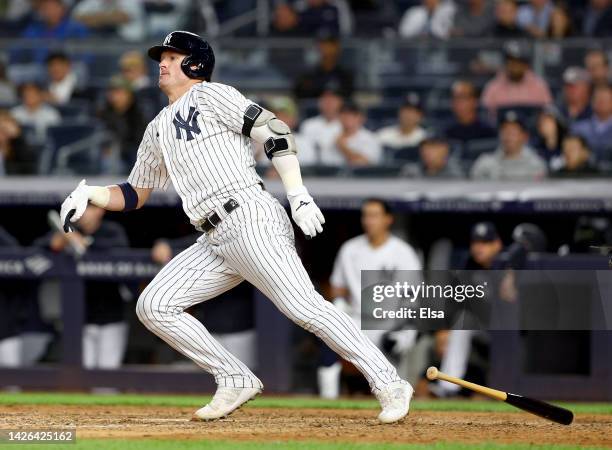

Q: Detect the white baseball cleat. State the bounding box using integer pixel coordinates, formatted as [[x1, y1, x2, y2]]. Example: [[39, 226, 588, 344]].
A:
[[376, 381, 414, 424], [192, 386, 262, 421]]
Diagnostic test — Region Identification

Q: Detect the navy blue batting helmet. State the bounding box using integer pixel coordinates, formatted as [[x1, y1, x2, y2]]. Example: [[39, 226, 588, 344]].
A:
[[148, 31, 215, 81]]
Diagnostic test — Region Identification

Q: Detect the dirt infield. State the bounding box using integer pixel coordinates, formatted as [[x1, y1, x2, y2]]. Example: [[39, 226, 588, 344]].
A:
[[1, 404, 611, 447]]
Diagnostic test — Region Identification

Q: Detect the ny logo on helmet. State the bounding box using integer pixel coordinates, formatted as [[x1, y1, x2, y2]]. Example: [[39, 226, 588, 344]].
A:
[[173, 106, 201, 141]]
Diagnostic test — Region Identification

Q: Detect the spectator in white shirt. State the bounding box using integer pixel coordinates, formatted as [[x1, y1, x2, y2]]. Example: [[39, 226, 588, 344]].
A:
[[399, 0, 456, 39], [11, 82, 60, 144], [377, 93, 427, 151], [334, 102, 382, 166], [300, 88, 344, 165], [45, 52, 78, 105]]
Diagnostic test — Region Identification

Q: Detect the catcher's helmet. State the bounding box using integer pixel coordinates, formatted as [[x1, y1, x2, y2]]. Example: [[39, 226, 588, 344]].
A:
[[148, 31, 215, 81]]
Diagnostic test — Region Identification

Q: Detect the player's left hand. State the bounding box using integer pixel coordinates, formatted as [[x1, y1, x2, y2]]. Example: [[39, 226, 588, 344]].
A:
[[60, 179, 89, 233], [287, 186, 325, 238]]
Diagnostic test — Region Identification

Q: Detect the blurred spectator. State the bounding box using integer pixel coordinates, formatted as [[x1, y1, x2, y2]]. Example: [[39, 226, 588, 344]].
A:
[[294, 36, 353, 99], [21, 0, 88, 56], [404, 137, 463, 178], [517, 0, 554, 38], [398, 0, 456, 39], [532, 106, 567, 166], [271, 3, 300, 35], [297, 0, 346, 36], [551, 134, 600, 177], [11, 82, 60, 144], [451, 0, 493, 37], [35, 205, 129, 369], [546, 2, 573, 38], [377, 93, 426, 150], [97, 76, 147, 172], [581, 0, 612, 37], [300, 89, 343, 164], [334, 102, 381, 166], [466, 222, 503, 269], [571, 84, 612, 160], [471, 111, 547, 180], [143, 0, 190, 38], [272, 0, 345, 36], [0, 109, 35, 175], [72, 0, 145, 41], [481, 41, 553, 117], [559, 66, 592, 124], [584, 49, 611, 86], [45, 52, 78, 105], [0, 61, 17, 104], [119, 51, 151, 91], [490, 0, 528, 38], [0, 0, 35, 37], [444, 80, 496, 142]]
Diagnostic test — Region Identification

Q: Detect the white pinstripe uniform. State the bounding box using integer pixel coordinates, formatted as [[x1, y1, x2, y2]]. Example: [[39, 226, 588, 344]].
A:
[[130, 81, 403, 393]]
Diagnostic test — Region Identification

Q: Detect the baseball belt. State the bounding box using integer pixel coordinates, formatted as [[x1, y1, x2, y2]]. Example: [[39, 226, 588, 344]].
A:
[[196, 198, 240, 233]]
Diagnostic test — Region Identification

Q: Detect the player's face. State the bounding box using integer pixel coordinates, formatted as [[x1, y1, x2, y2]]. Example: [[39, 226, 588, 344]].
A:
[[158, 50, 191, 90], [361, 202, 392, 239], [470, 239, 502, 268]]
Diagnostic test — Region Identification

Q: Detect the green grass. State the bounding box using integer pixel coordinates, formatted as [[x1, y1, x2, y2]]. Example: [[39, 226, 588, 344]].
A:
[[0, 392, 609, 415], [0, 440, 608, 450]]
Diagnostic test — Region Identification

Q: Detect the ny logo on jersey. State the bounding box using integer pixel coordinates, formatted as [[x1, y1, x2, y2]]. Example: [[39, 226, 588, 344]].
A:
[[173, 106, 201, 141]]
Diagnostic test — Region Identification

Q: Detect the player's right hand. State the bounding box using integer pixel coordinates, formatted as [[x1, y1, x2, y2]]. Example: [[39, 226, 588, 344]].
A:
[[60, 179, 89, 233], [287, 185, 325, 238]]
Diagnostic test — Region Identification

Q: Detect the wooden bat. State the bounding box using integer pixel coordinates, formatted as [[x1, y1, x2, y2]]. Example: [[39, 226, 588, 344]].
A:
[[426, 367, 573, 425]]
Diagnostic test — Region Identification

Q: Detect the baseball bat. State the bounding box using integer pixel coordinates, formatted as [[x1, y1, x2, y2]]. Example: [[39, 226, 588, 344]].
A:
[[426, 367, 573, 425]]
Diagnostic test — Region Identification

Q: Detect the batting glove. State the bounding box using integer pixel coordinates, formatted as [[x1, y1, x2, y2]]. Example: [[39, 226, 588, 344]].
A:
[[60, 179, 90, 233], [287, 185, 325, 238]]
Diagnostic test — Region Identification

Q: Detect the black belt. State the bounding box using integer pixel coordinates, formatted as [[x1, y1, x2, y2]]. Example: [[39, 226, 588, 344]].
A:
[[199, 199, 240, 233]]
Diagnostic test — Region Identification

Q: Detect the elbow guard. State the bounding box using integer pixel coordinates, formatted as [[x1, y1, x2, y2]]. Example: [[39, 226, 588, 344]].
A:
[[242, 104, 297, 160]]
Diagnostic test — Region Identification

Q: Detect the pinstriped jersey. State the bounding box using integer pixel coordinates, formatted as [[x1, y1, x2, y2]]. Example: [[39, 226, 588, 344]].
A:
[[127, 81, 263, 224]]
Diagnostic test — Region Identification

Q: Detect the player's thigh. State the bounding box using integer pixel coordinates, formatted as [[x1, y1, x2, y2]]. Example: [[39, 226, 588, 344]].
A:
[[221, 218, 321, 314], [137, 241, 243, 319]]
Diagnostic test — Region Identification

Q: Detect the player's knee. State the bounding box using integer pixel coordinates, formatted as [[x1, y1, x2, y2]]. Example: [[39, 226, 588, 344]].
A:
[[135, 287, 166, 328]]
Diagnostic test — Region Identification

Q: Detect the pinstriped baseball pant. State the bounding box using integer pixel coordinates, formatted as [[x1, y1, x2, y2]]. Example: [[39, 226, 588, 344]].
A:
[[136, 189, 402, 393]]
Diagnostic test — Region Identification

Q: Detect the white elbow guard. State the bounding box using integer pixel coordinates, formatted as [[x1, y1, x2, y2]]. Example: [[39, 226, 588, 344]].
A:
[[242, 104, 297, 160]]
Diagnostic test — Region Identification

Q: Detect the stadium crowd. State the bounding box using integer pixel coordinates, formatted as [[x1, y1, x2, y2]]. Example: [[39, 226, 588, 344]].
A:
[[0, 0, 611, 179]]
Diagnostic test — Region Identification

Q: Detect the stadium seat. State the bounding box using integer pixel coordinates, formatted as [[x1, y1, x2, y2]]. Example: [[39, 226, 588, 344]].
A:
[[388, 145, 420, 164], [38, 121, 106, 175], [56, 100, 92, 122], [349, 165, 401, 177]]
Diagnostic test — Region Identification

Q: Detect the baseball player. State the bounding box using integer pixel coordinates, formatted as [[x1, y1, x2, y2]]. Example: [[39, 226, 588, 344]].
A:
[[59, 31, 413, 423]]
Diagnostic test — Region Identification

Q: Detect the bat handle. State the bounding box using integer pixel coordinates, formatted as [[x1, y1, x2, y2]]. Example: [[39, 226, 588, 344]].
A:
[[426, 366, 507, 401]]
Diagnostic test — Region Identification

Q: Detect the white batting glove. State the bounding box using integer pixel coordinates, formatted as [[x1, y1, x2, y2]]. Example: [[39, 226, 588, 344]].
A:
[[287, 185, 325, 239], [60, 179, 90, 233]]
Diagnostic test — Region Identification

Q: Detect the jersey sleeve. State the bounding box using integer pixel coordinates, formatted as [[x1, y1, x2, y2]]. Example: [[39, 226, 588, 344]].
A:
[[195, 82, 254, 135], [127, 120, 170, 190]]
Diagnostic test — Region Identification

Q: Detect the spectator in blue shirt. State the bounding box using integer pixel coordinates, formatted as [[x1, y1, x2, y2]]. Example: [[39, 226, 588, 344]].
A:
[[18, 0, 88, 63], [571, 84, 612, 160]]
